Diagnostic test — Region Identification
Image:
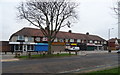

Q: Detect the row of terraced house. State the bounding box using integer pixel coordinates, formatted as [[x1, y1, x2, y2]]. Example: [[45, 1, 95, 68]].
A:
[[1, 27, 120, 52]]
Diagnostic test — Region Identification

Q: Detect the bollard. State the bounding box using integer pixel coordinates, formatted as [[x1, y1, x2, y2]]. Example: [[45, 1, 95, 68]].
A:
[[52, 51, 54, 54], [108, 50, 111, 53], [15, 52, 18, 58], [57, 53, 59, 55], [43, 53, 45, 56], [5, 52, 7, 54], [28, 52, 31, 58], [75, 51, 77, 55], [11, 52, 14, 54], [69, 51, 71, 55], [18, 53, 20, 57], [37, 51, 38, 54]]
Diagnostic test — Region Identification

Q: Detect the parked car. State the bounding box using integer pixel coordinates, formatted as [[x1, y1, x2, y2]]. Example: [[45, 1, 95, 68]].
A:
[[117, 49, 120, 53], [68, 47, 80, 51]]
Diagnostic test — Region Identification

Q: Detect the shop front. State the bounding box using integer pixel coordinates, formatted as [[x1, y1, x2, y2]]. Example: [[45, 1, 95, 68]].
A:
[[9, 42, 35, 52], [65, 43, 78, 50], [95, 45, 103, 50], [87, 43, 95, 51], [77, 43, 87, 50]]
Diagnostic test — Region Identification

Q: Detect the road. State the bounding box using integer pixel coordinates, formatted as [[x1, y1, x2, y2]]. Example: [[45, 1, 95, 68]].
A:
[[2, 53, 119, 73]]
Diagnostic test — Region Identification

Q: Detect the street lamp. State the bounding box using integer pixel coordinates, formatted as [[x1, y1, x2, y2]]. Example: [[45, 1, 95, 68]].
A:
[[108, 28, 114, 40]]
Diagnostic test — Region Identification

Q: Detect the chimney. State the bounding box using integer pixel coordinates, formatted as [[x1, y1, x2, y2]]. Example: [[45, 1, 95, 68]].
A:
[[69, 30, 72, 33], [115, 37, 117, 39], [86, 32, 89, 35]]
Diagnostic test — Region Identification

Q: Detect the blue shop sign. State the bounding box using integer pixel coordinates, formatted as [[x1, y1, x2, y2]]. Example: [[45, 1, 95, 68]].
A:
[[34, 43, 48, 51]]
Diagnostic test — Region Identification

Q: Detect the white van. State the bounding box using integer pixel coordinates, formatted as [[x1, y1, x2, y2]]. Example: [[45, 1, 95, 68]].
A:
[[68, 47, 80, 51]]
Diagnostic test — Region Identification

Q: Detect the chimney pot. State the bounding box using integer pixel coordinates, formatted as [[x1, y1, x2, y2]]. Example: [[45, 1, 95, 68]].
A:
[[69, 30, 72, 33], [86, 32, 89, 35]]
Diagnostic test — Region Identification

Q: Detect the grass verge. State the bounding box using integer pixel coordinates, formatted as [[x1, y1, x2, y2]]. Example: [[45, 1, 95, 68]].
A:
[[16, 53, 75, 59], [78, 67, 120, 75]]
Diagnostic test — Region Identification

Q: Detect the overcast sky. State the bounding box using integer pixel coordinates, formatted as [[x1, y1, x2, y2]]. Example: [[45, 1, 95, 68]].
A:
[[0, 0, 118, 41]]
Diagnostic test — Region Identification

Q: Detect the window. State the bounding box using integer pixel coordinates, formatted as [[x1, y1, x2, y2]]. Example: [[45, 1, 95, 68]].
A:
[[28, 37, 33, 42], [35, 37, 40, 42], [15, 45, 18, 50], [82, 40, 84, 43], [98, 41, 100, 44], [25, 37, 28, 42], [19, 45, 23, 50], [70, 39, 74, 42], [65, 39, 69, 42], [14, 45, 23, 51], [77, 39, 81, 43], [27, 45, 34, 51], [54, 38, 58, 42], [59, 39, 64, 42], [42, 37, 48, 41], [101, 42, 103, 44], [89, 40, 93, 43], [95, 41, 97, 43], [87, 40, 89, 43], [18, 36, 24, 40], [104, 41, 107, 44]]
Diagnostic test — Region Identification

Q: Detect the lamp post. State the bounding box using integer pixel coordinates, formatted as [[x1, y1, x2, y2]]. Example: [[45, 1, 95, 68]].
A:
[[108, 28, 114, 40]]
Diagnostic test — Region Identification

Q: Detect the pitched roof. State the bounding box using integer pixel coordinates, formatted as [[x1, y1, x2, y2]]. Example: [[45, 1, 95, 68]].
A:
[[108, 38, 120, 43], [10, 27, 106, 41]]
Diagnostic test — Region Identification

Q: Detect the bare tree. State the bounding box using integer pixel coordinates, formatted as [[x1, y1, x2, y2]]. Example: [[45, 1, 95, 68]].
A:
[[17, 0, 78, 54]]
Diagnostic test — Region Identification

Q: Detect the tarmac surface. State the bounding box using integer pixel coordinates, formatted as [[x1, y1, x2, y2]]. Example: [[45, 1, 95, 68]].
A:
[[1, 51, 119, 74]]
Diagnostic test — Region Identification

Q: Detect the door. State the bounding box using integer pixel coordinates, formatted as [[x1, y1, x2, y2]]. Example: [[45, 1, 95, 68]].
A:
[[23, 45, 27, 52]]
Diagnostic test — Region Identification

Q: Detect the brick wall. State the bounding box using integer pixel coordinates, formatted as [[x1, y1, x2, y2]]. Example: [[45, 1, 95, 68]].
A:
[[0, 41, 11, 52], [51, 45, 65, 52]]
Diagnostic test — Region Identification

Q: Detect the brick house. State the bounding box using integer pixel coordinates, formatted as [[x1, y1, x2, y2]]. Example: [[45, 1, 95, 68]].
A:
[[0, 41, 11, 52], [9, 27, 107, 52], [108, 38, 120, 50]]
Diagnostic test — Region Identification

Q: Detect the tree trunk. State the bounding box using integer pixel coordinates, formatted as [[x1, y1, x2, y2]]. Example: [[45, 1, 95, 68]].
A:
[[48, 39, 52, 55]]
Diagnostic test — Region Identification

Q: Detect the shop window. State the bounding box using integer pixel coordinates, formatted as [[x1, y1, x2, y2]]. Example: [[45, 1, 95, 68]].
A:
[[15, 45, 18, 50], [27, 45, 34, 51], [19, 45, 23, 50], [15, 45, 23, 51]]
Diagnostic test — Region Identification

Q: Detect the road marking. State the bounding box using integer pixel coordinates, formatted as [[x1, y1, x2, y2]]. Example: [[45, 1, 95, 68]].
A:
[[1, 59, 19, 62]]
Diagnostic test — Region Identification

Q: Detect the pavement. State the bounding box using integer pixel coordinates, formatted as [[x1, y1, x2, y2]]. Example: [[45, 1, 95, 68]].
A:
[[1, 50, 117, 62], [1, 53, 19, 62]]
